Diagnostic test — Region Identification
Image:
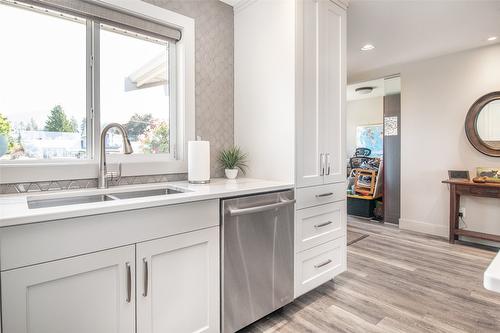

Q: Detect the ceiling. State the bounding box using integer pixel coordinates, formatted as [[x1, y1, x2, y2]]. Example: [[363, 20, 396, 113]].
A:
[[347, 0, 500, 78]]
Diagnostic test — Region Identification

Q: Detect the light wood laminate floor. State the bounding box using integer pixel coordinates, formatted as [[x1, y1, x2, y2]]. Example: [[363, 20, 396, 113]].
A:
[[242, 218, 500, 333]]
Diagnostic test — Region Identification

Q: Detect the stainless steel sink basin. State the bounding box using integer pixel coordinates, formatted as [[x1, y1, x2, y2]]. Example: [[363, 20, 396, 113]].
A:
[[28, 194, 115, 209], [27, 187, 186, 209], [109, 188, 185, 200]]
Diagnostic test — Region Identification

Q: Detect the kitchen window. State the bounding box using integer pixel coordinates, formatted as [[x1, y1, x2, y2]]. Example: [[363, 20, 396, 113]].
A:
[[0, 0, 191, 177]]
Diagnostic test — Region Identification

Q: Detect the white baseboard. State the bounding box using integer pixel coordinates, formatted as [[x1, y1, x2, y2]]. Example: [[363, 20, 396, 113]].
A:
[[399, 218, 448, 238]]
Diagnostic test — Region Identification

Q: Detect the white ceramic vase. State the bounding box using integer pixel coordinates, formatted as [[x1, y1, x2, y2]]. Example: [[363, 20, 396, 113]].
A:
[[225, 168, 239, 179]]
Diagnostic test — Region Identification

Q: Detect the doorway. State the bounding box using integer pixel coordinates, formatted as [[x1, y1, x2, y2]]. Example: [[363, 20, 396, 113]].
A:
[[346, 76, 401, 224]]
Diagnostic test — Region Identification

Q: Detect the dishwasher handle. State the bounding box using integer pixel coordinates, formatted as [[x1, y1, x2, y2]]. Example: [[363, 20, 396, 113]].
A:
[[228, 198, 296, 217]]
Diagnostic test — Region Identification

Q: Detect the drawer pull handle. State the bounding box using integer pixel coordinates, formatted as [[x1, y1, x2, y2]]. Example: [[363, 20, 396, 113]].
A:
[[314, 221, 333, 228], [314, 259, 332, 269], [316, 192, 334, 198]]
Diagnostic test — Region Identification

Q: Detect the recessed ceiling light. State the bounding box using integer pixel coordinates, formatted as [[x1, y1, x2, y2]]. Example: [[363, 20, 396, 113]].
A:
[[487, 36, 498, 41], [361, 44, 375, 51]]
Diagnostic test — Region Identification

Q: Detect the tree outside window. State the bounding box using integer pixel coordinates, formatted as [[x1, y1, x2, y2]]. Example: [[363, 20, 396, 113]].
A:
[[44, 105, 78, 133]]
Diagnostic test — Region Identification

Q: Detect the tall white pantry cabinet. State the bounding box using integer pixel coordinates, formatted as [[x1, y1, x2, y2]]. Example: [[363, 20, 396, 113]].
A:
[[234, 0, 347, 297]]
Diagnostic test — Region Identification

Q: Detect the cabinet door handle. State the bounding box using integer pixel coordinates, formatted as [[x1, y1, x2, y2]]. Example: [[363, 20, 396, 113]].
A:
[[320, 153, 325, 176], [314, 221, 333, 228], [326, 153, 331, 175], [126, 262, 132, 303], [316, 192, 334, 198], [142, 258, 149, 297], [314, 259, 332, 269]]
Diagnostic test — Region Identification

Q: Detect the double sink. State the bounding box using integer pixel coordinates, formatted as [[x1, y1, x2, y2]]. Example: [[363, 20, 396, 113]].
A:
[[27, 187, 186, 209]]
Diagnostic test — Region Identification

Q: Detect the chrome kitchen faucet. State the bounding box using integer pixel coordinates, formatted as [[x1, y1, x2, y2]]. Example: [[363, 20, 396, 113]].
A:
[[98, 123, 133, 189]]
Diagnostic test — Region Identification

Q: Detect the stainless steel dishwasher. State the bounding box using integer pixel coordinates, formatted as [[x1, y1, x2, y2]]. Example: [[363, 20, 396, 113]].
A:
[[222, 190, 295, 333]]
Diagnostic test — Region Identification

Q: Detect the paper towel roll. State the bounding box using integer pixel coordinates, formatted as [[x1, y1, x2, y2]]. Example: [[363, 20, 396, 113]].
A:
[[188, 141, 210, 184]]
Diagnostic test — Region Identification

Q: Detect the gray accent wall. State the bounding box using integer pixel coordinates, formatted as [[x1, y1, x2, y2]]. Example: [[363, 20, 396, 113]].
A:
[[145, 0, 235, 177], [383, 93, 401, 225]]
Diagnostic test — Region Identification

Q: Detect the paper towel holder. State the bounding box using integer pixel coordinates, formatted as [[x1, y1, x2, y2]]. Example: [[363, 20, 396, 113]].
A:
[[188, 139, 211, 184]]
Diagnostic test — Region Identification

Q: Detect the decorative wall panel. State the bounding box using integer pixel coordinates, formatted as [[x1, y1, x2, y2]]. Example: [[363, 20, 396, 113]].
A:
[[145, 0, 234, 177]]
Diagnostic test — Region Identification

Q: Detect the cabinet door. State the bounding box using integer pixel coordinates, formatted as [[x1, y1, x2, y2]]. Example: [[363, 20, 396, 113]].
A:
[[320, 0, 346, 184], [1, 245, 135, 333], [296, 0, 325, 188], [136, 227, 219, 333]]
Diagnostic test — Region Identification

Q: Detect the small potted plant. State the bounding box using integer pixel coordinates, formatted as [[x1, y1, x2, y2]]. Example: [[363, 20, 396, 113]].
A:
[[218, 146, 248, 179]]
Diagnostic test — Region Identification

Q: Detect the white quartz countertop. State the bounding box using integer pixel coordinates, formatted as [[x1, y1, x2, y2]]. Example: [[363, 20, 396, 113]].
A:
[[484, 251, 500, 293], [0, 178, 293, 227]]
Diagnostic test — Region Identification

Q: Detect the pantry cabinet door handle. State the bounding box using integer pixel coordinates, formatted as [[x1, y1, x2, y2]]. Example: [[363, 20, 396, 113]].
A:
[[126, 262, 132, 303], [314, 259, 332, 269], [316, 192, 334, 198], [142, 258, 149, 297], [326, 153, 331, 175], [320, 153, 325, 176], [314, 221, 333, 228]]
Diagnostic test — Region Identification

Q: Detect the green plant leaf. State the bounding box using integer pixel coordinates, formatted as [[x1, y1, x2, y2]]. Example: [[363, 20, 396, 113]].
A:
[[218, 146, 248, 175]]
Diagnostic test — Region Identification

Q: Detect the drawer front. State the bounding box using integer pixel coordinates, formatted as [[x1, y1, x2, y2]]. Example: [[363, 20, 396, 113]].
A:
[[294, 237, 346, 298], [0, 200, 219, 271], [295, 202, 346, 253], [296, 183, 345, 210]]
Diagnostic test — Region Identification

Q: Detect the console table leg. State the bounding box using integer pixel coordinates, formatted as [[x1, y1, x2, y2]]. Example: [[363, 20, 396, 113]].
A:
[[449, 185, 459, 243]]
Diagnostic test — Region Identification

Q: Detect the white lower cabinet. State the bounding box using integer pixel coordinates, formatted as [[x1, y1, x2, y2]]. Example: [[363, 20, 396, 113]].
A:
[[295, 184, 347, 298], [295, 182, 346, 210], [294, 236, 346, 297], [1, 245, 136, 333], [136, 227, 220, 333], [1, 226, 220, 333], [295, 201, 346, 252]]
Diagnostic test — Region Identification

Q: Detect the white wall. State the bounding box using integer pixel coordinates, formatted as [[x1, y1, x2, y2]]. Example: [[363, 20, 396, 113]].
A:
[[346, 96, 384, 159], [350, 44, 500, 241], [234, 0, 295, 182]]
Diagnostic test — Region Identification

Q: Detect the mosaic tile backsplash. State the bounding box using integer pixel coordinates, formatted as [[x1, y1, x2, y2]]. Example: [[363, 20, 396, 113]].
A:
[[145, 0, 235, 178], [0, 173, 188, 194]]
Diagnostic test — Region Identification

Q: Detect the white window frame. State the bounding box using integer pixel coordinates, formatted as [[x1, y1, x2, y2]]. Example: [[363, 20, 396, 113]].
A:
[[0, 0, 195, 184]]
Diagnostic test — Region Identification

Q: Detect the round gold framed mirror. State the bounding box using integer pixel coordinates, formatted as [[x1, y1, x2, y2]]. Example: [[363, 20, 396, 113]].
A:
[[465, 91, 500, 157]]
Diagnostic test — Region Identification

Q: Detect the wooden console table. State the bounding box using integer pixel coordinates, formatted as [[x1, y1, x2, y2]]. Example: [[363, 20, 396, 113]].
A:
[[443, 180, 500, 243]]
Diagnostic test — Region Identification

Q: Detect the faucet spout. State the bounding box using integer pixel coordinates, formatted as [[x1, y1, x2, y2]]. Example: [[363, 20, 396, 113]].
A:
[[98, 123, 133, 189]]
